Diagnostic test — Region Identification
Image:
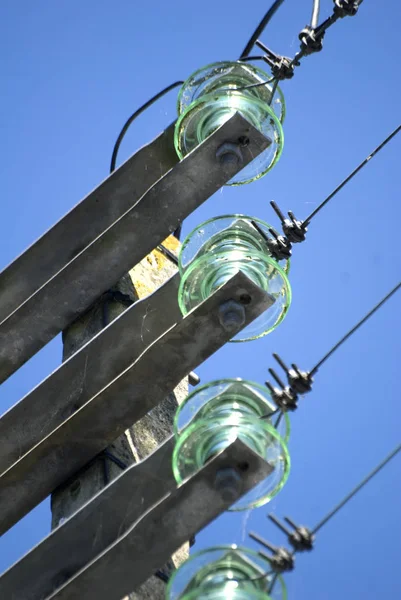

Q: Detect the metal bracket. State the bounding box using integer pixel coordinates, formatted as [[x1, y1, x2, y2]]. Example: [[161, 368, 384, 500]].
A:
[[249, 531, 295, 574], [0, 113, 271, 384], [0, 439, 272, 600], [265, 353, 313, 413], [0, 271, 273, 535], [269, 514, 315, 552]]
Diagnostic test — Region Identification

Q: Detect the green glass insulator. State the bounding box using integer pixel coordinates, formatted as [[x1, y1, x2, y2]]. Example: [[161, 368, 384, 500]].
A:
[[175, 61, 285, 185], [178, 215, 291, 342], [172, 413, 290, 511], [166, 545, 287, 600], [173, 378, 290, 443]]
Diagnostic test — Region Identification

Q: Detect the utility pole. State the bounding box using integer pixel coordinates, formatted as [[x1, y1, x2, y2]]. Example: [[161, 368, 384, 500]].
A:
[[0, 114, 271, 600], [51, 234, 188, 599]]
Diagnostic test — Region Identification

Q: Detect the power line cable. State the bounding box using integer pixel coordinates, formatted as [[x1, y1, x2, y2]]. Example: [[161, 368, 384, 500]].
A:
[[312, 441, 401, 533], [109, 80, 184, 243], [309, 280, 401, 376], [263, 280, 401, 413], [109, 81, 183, 174], [302, 124, 401, 227], [268, 124, 401, 258], [240, 0, 285, 59], [250, 439, 401, 593]]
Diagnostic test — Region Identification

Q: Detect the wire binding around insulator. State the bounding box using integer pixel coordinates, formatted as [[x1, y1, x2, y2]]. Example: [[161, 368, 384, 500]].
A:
[[270, 201, 307, 244], [267, 228, 292, 260], [250, 531, 295, 573], [273, 353, 313, 395], [265, 378, 298, 412], [333, 0, 360, 18], [268, 514, 315, 552], [298, 25, 325, 55], [255, 40, 296, 80], [300, 26, 324, 51], [250, 219, 292, 261]]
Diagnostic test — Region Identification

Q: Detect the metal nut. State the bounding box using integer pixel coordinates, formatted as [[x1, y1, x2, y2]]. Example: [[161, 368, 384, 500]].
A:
[[216, 142, 243, 166], [218, 300, 246, 332], [214, 467, 242, 503]]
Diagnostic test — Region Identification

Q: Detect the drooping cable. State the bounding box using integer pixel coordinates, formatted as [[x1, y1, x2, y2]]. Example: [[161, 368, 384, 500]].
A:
[[109, 80, 183, 174], [240, 0, 285, 59], [109, 80, 184, 243], [312, 441, 401, 533], [309, 280, 401, 376]]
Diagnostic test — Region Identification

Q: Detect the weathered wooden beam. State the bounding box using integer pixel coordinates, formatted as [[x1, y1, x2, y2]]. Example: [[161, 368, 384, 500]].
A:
[[0, 274, 180, 476], [0, 114, 269, 383], [0, 271, 273, 534], [0, 439, 271, 600], [0, 122, 178, 326]]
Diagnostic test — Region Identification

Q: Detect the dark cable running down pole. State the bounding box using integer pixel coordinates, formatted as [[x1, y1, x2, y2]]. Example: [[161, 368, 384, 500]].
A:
[[109, 80, 184, 174]]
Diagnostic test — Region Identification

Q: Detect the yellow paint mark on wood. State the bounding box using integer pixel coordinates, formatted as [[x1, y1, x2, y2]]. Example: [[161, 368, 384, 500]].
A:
[[129, 234, 180, 299]]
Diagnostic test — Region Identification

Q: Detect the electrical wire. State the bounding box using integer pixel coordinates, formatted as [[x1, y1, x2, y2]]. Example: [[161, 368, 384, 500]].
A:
[[240, 0, 285, 59], [312, 441, 401, 533], [236, 76, 276, 91], [303, 124, 401, 227], [310, 0, 320, 29], [109, 80, 184, 242], [109, 80, 184, 174], [248, 440, 401, 595], [310, 280, 401, 376], [155, 569, 170, 583]]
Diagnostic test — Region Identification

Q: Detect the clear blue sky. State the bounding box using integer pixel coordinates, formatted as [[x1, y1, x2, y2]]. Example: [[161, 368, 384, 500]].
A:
[[1, 1, 400, 598]]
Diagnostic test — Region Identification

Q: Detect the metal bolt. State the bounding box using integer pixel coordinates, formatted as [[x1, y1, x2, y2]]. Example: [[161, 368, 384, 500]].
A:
[[214, 467, 242, 502], [218, 300, 246, 332], [216, 142, 243, 166]]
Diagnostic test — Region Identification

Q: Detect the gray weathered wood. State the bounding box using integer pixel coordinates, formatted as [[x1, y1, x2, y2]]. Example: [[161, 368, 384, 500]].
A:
[[0, 114, 269, 383], [0, 271, 272, 534], [0, 274, 180, 476], [45, 439, 272, 600], [0, 123, 178, 325]]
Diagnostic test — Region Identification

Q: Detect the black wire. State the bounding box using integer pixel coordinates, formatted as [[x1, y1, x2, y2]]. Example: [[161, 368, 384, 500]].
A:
[[310, 280, 401, 376], [109, 81, 184, 241], [274, 411, 283, 429], [102, 450, 128, 471], [156, 243, 179, 266], [237, 76, 277, 91], [268, 572, 279, 594], [310, 0, 320, 28], [154, 569, 170, 583], [109, 80, 184, 174], [312, 441, 401, 533], [240, 0, 285, 59], [268, 78, 280, 106], [303, 124, 401, 227]]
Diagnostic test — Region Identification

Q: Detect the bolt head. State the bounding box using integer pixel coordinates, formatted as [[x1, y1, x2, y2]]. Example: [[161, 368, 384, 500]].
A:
[[216, 142, 243, 167], [218, 300, 246, 332], [214, 467, 242, 502]]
